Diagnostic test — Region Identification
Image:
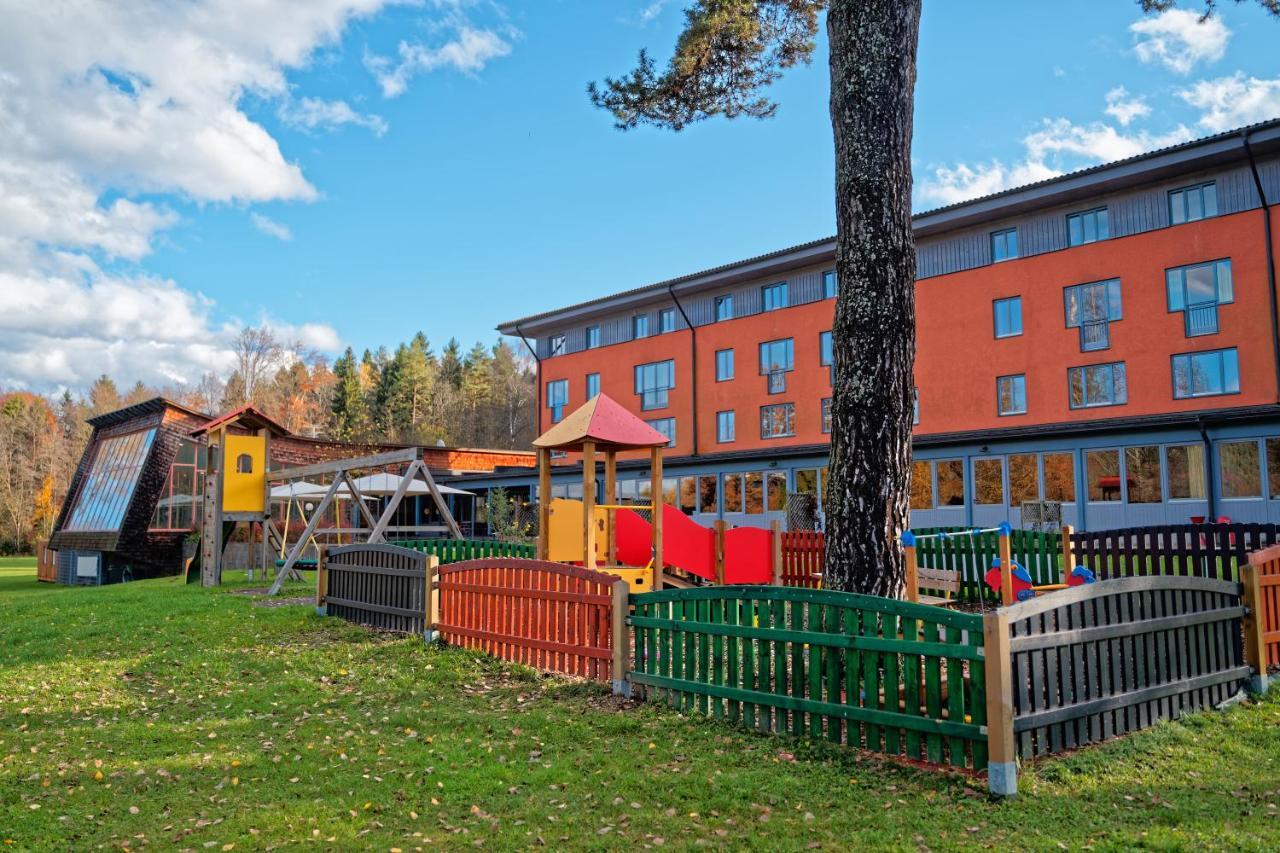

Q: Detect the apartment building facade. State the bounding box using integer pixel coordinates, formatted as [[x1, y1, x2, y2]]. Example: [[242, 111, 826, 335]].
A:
[[460, 120, 1280, 533]]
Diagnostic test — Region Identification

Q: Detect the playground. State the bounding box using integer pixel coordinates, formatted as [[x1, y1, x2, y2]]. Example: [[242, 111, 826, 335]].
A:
[[2, 559, 1278, 850]]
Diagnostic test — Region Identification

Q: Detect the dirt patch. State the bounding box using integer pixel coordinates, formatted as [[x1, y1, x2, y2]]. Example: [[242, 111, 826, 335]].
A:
[[227, 587, 272, 596], [254, 596, 312, 608]]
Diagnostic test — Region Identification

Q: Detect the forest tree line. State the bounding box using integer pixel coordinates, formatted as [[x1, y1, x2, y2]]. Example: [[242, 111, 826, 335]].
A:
[[0, 327, 537, 553]]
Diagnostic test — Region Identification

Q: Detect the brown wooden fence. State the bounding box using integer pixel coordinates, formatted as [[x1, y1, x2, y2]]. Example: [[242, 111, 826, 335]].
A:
[[35, 541, 58, 583], [989, 575, 1251, 762], [434, 558, 627, 684], [779, 530, 824, 587], [1246, 545, 1280, 667], [1069, 522, 1280, 581], [319, 544, 431, 634]]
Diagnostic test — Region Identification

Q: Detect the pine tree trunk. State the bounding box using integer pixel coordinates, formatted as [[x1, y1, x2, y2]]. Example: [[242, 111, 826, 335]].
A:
[[822, 0, 921, 597]]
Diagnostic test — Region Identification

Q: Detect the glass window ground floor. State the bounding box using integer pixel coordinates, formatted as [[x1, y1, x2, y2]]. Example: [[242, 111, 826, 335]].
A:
[[455, 421, 1280, 533]]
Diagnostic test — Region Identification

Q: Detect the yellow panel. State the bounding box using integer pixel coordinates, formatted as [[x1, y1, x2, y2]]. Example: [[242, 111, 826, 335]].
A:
[[597, 566, 651, 593], [546, 498, 608, 563], [222, 434, 266, 513]]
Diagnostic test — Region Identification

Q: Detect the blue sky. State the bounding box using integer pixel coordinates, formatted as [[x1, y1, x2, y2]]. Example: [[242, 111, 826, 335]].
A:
[[2, 1, 1278, 393]]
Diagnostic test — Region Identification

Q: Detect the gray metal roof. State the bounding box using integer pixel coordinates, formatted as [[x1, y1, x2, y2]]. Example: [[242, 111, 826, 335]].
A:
[[498, 118, 1280, 335]]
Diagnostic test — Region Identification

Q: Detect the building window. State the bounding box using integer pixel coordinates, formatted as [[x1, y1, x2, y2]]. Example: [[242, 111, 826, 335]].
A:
[[1067, 207, 1109, 246], [546, 379, 568, 423], [585, 372, 600, 400], [991, 227, 1018, 262], [634, 359, 676, 410], [658, 308, 676, 333], [548, 334, 566, 357], [936, 460, 965, 506], [1064, 279, 1122, 351], [821, 398, 832, 434], [913, 388, 919, 425], [1044, 452, 1076, 502], [698, 475, 719, 513], [646, 417, 676, 448], [1009, 454, 1040, 505], [1172, 348, 1240, 399], [150, 439, 207, 531], [997, 374, 1027, 416], [715, 295, 734, 322], [1068, 362, 1127, 408], [1167, 444, 1207, 500], [723, 473, 744, 513], [632, 314, 650, 339], [762, 282, 789, 311], [822, 269, 837, 299], [716, 410, 735, 443], [760, 403, 795, 439], [1167, 259, 1233, 337], [1220, 440, 1261, 498], [1268, 439, 1280, 500], [1170, 181, 1218, 225], [745, 472, 764, 514], [715, 348, 734, 381], [1086, 449, 1122, 502], [993, 297, 1023, 338], [1125, 446, 1162, 504], [910, 460, 933, 510], [759, 338, 794, 393], [585, 326, 601, 349], [974, 458, 1004, 505]]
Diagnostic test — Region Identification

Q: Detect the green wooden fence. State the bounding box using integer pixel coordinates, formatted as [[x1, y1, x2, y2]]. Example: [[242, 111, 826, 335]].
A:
[[627, 586, 989, 770], [393, 538, 535, 564], [912, 527, 1063, 600]]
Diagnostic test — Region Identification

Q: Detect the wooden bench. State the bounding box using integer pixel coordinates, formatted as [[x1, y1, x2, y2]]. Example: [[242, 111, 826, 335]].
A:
[[912, 566, 961, 607]]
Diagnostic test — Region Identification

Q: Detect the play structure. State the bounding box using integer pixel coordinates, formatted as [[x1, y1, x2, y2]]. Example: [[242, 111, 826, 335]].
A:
[[902, 522, 1095, 606], [189, 405, 466, 592], [533, 394, 779, 592]]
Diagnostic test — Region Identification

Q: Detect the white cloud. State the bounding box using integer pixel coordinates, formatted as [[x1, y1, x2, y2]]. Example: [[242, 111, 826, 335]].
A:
[[917, 115, 1194, 207], [279, 96, 389, 136], [367, 27, 513, 98], [0, 2, 507, 394], [1131, 8, 1229, 74], [1104, 86, 1151, 126], [250, 212, 293, 241], [1180, 72, 1280, 131]]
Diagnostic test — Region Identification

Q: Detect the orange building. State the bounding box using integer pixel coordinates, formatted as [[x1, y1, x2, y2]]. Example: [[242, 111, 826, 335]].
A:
[[469, 120, 1280, 533]]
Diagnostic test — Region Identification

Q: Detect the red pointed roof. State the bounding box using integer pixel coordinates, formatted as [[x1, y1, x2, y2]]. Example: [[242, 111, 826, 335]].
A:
[[533, 394, 670, 452], [191, 404, 290, 437]]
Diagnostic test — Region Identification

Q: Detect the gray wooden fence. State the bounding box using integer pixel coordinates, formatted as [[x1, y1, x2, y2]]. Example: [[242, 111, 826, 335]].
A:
[[997, 575, 1250, 760], [318, 544, 433, 634]]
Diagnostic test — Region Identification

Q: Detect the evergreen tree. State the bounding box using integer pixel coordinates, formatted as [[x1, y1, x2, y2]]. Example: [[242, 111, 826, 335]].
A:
[[331, 347, 369, 441], [87, 375, 119, 415], [440, 338, 464, 391]]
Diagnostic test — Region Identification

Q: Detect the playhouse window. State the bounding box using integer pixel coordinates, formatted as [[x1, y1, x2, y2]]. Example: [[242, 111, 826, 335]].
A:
[[236, 453, 254, 474]]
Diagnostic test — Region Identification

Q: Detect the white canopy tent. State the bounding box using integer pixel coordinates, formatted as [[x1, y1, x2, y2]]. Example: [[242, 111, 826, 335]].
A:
[[347, 472, 475, 498]]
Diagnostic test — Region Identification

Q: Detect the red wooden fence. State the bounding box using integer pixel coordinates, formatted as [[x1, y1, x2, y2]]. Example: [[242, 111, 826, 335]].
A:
[[434, 558, 623, 682], [779, 530, 824, 588], [1247, 545, 1280, 667]]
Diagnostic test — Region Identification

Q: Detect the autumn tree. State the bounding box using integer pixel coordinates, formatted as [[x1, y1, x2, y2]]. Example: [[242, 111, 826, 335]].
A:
[[590, 0, 1276, 596]]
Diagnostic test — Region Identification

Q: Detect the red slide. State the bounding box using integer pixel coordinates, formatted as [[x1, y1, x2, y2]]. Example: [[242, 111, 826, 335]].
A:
[[614, 505, 773, 584]]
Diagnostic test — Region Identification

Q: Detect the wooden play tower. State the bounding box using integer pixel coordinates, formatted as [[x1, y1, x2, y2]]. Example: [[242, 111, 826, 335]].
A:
[[533, 394, 671, 591]]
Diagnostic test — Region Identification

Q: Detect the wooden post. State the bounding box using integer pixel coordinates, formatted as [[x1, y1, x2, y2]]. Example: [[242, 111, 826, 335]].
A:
[[998, 526, 1015, 607], [903, 532, 919, 602], [424, 555, 441, 643], [315, 546, 328, 615], [1241, 561, 1272, 694], [604, 451, 617, 565], [983, 611, 1017, 796], [582, 441, 597, 570], [650, 447, 663, 591], [713, 519, 726, 586], [536, 448, 551, 560], [770, 519, 783, 587], [1060, 524, 1076, 584], [610, 579, 630, 696]]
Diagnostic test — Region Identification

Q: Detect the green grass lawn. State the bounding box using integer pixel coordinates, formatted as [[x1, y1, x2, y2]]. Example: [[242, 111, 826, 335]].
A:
[[2, 558, 1278, 851]]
